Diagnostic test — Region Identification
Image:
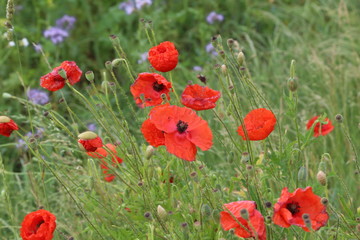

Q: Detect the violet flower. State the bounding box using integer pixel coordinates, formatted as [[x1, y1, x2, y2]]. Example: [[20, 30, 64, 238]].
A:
[[206, 11, 224, 24], [27, 89, 50, 105]]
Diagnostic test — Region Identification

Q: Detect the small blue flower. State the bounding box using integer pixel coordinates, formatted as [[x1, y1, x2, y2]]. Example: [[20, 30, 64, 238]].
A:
[[206, 11, 224, 24], [193, 66, 203, 72], [27, 89, 49, 105], [206, 43, 218, 56], [43, 27, 69, 45], [56, 15, 76, 31], [87, 123, 97, 132]]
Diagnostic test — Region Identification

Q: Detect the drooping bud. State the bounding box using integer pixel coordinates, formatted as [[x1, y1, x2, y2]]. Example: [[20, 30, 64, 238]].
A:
[[201, 204, 212, 217], [335, 114, 343, 123], [85, 71, 94, 82], [0, 116, 11, 123], [157, 205, 167, 220], [145, 145, 155, 160], [105, 61, 113, 71], [221, 64, 227, 74], [2, 92, 12, 99], [112, 58, 122, 68], [298, 166, 307, 182], [237, 52, 245, 66], [57, 68, 67, 79], [287, 77, 298, 92], [240, 208, 249, 221], [241, 152, 250, 164], [316, 170, 327, 186]]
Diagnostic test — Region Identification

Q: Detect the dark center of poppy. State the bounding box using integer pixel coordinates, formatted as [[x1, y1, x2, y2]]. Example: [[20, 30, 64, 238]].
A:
[[286, 201, 300, 215], [31, 220, 45, 234], [176, 120, 188, 133], [153, 82, 165, 92]]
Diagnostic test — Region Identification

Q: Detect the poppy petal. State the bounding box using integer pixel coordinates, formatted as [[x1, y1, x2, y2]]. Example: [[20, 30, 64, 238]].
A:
[[164, 132, 197, 161]]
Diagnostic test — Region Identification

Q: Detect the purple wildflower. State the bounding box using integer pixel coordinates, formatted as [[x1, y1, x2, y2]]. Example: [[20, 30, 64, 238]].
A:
[[193, 66, 203, 72], [206, 43, 218, 56], [16, 129, 44, 150], [206, 11, 224, 24], [87, 123, 97, 132], [33, 43, 42, 53], [27, 89, 50, 105], [56, 15, 76, 31], [137, 52, 148, 64], [43, 27, 69, 44], [119, 0, 152, 15]]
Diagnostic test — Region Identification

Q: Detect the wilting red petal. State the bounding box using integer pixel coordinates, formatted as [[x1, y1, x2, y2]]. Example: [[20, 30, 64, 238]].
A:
[[130, 72, 172, 108], [237, 108, 276, 141], [78, 136, 103, 152], [306, 116, 334, 137], [181, 84, 221, 111], [141, 119, 165, 147], [164, 132, 197, 161], [40, 72, 65, 91], [148, 41, 179, 72], [0, 118, 19, 137], [60, 61, 82, 85], [20, 209, 56, 240]]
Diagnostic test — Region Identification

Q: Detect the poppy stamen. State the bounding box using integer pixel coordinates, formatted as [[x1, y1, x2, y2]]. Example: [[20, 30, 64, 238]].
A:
[[176, 120, 188, 133], [286, 201, 300, 215], [153, 82, 165, 92]]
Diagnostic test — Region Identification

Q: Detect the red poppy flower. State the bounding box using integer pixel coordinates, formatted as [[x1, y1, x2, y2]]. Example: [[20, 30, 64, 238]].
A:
[[40, 61, 82, 91], [78, 131, 103, 152], [148, 41, 179, 72], [306, 116, 334, 137], [20, 209, 56, 240], [87, 143, 123, 182], [0, 116, 19, 137], [237, 108, 276, 141], [273, 187, 329, 231], [220, 201, 266, 240], [181, 84, 221, 111], [130, 73, 172, 108], [141, 104, 213, 161]]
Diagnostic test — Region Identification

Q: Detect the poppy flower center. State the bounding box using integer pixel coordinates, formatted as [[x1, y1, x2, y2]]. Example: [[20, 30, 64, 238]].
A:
[[286, 201, 300, 215], [153, 82, 165, 92], [176, 120, 188, 133]]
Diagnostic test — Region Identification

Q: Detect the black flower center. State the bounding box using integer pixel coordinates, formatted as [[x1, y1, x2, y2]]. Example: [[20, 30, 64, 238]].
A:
[[153, 82, 165, 92], [286, 201, 300, 215], [177, 120, 188, 133]]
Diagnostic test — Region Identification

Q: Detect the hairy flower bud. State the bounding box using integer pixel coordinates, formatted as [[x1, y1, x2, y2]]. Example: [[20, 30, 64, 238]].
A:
[[237, 52, 245, 66], [85, 71, 94, 82], [316, 170, 327, 186], [157, 205, 167, 220]]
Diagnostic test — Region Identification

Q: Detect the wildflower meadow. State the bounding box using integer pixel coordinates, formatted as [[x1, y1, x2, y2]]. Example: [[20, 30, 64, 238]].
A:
[[1, 0, 360, 239]]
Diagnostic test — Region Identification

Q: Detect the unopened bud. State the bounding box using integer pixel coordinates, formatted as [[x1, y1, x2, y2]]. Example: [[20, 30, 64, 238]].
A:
[[85, 71, 94, 82], [201, 204, 212, 217], [145, 145, 155, 160], [357, 224, 360, 232], [221, 64, 227, 74], [335, 114, 343, 123], [265, 202, 272, 208], [112, 58, 122, 68], [287, 77, 298, 92], [321, 197, 329, 206], [240, 208, 249, 220], [241, 152, 250, 164], [316, 170, 327, 186], [237, 52, 245, 66], [302, 213, 310, 221], [318, 161, 327, 172], [0, 116, 11, 123], [298, 166, 307, 182], [105, 61, 113, 71], [78, 131, 98, 140], [2, 92, 12, 99], [144, 212, 152, 219], [157, 205, 167, 219], [57, 68, 67, 79], [197, 74, 207, 84]]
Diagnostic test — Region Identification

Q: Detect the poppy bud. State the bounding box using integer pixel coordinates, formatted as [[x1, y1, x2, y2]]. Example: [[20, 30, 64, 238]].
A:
[[144, 212, 152, 219], [241, 152, 250, 164], [2, 92, 12, 99], [321, 197, 329, 206], [335, 114, 343, 123], [0, 116, 11, 123], [157, 205, 167, 220], [265, 201, 272, 208], [357, 224, 360, 232], [57, 68, 67, 79], [145, 145, 155, 160], [221, 64, 227, 74], [201, 204, 212, 217], [85, 71, 94, 82], [112, 58, 122, 68], [298, 166, 307, 182], [78, 131, 103, 152], [316, 170, 327, 186], [105, 61, 112, 71], [240, 208, 249, 220], [318, 161, 327, 172], [196, 74, 207, 84], [237, 52, 245, 66], [287, 77, 298, 92]]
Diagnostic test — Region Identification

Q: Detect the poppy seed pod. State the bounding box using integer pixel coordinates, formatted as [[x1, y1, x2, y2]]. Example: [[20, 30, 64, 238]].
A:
[[316, 171, 327, 186], [157, 205, 167, 220]]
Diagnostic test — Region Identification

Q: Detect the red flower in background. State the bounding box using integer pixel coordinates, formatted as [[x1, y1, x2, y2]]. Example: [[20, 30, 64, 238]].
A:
[[273, 187, 329, 232], [148, 41, 179, 72], [306, 116, 334, 137], [220, 201, 266, 240], [20, 209, 56, 240], [141, 104, 213, 161], [237, 108, 276, 141], [87, 143, 123, 182], [130, 73, 172, 108], [181, 84, 221, 111], [0, 116, 19, 137], [40, 61, 82, 91], [78, 131, 103, 152]]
